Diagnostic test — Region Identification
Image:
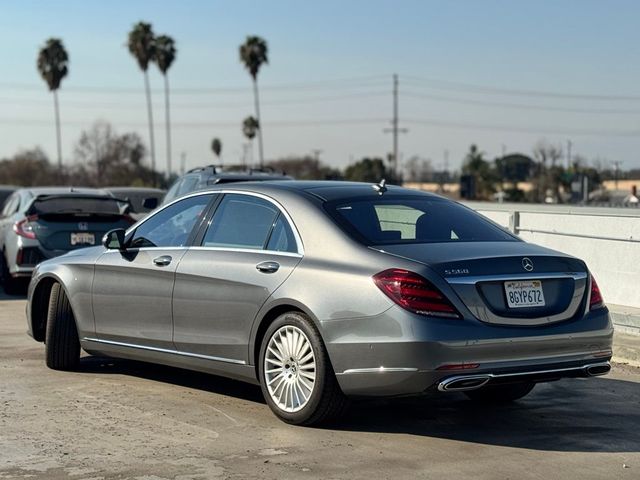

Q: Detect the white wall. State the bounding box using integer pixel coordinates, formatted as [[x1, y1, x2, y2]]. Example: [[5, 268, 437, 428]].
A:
[[466, 203, 640, 309]]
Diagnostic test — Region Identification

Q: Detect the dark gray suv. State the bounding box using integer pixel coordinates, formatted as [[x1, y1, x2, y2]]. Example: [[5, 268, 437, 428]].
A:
[[162, 165, 291, 206]]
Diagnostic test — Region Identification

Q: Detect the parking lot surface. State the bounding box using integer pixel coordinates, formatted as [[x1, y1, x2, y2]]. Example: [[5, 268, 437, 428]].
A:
[[1, 291, 639, 480]]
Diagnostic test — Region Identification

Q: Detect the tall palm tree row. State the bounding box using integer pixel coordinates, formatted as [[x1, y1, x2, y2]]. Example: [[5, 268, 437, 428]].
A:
[[127, 22, 157, 181], [37, 38, 69, 175], [239, 36, 268, 168], [153, 35, 176, 179]]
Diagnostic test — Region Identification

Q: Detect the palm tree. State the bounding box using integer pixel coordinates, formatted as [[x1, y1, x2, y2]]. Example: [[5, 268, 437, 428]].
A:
[[239, 36, 268, 167], [242, 116, 259, 167], [211, 138, 222, 165], [37, 38, 68, 176], [127, 22, 157, 180], [153, 34, 176, 179]]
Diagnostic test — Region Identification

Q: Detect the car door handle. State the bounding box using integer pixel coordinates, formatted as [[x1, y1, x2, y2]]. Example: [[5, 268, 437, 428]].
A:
[[153, 255, 172, 267], [256, 261, 280, 273]]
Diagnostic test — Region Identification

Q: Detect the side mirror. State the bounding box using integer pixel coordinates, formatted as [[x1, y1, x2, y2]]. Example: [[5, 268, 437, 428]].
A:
[[102, 228, 126, 250], [142, 197, 159, 210]]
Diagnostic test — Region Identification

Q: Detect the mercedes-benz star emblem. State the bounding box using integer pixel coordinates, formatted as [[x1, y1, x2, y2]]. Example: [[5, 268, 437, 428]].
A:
[[522, 257, 534, 272]]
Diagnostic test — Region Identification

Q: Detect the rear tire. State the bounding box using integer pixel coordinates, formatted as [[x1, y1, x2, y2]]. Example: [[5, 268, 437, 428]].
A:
[[45, 283, 80, 370], [258, 312, 348, 426], [464, 381, 535, 403]]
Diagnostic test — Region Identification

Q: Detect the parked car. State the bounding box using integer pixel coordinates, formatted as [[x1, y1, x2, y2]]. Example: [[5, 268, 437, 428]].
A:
[[0, 185, 17, 210], [162, 165, 292, 206], [106, 187, 166, 220], [1, 187, 135, 294], [26, 181, 612, 425]]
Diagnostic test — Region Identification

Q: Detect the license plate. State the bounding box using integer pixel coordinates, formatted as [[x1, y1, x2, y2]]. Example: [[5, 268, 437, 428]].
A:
[[70, 232, 95, 246], [504, 280, 545, 308]]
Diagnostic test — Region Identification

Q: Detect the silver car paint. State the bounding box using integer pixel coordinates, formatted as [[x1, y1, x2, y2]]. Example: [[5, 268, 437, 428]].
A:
[[27, 182, 613, 397]]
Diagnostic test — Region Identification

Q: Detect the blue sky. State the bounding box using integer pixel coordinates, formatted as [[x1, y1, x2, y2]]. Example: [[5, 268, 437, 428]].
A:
[[2, 0, 640, 172]]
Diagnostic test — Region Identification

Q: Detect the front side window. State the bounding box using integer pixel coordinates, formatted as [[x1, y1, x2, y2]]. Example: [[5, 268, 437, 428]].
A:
[[129, 194, 211, 248], [203, 194, 286, 251], [327, 196, 516, 245]]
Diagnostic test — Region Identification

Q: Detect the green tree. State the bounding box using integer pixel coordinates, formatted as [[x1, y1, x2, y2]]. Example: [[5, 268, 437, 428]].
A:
[[239, 36, 268, 167], [242, 116, 259, 140], [127, 21, 157, 181], [211, 138, 222, 164], [153, 34, 176, 179], [461, 144, 496, 199], [0, 148, 56, 186], [344, 157, 388, 183], [36, 38, 68, 175], [73, 121, 158, 187]]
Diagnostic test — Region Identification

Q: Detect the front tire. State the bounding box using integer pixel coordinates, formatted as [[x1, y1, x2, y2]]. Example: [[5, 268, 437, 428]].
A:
[[45, 283, 80, 370], [464, 381, 535, 403], [258, 312, 348, 425]]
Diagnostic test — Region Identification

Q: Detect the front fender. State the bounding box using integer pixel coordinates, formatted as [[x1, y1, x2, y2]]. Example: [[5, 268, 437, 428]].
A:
[[27, 260, 96, 341]]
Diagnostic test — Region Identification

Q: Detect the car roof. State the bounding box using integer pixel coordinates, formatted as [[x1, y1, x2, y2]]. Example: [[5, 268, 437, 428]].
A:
[[199, 180, 440, 202]]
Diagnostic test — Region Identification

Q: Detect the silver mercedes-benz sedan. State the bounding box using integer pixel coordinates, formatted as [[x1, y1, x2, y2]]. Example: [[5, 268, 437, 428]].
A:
[[26, 181, 613, 425]]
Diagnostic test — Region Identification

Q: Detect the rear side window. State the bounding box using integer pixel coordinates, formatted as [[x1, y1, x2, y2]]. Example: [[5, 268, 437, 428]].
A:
[[266, 215, 297, 253], [327, 196, 516, 245], [203, 194, 282, 250]]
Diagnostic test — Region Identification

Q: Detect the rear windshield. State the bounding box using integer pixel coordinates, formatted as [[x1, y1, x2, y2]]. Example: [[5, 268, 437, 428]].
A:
[[326, 196, 516, 245], [31, 197, 125, 215]]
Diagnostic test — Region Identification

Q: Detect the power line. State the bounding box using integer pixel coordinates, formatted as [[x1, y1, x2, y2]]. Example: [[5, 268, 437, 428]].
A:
[[0, 75, 389, 95], [0, 91, 388, 109], [3, 115, 639, 137], [402, 91, 640, 115], [403, 117, 640, 137], [403, 75, 640, 102]]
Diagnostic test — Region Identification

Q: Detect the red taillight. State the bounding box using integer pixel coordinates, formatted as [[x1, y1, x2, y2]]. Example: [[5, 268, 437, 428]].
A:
[[589, 274, 604, 310], [12, 215, 38, 239], [373, 269, 461, 319]]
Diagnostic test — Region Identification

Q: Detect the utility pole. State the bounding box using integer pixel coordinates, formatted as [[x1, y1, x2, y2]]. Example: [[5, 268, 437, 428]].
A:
[[566, 139, 572, 169], [180, 151, 186, 176], [612, 160, 623, 191], [311, 149, 322, 179], [383, 74, 408, 180]]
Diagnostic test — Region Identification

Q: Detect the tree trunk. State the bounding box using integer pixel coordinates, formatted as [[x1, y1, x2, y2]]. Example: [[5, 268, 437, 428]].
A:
[[164, 74, 172, 180], [144, 70, 157, 186], [53, 89, 63, 180], [252, 78, 264, 168]]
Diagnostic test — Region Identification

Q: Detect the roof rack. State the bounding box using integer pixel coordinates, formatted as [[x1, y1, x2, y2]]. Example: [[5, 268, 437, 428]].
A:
[[185, 165, 287, 176]]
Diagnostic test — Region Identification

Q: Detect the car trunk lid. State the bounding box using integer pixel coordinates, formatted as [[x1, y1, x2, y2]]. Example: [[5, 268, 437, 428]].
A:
[[375, 241, 588, 326], [26, 195, 134, 252]]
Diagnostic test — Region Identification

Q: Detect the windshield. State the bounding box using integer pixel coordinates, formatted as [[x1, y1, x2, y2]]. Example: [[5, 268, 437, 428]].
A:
[[31, 196, 126, 215], [327, 196, 517, 245]]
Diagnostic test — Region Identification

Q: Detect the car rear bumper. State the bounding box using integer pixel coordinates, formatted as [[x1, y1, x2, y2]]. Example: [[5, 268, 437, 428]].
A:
[[324, 306, 613, 397]]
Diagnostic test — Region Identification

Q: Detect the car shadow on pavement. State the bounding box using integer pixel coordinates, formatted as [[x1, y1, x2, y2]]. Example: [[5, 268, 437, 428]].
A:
[[77, 355, 266, 404], [335, 376, 640, 453], [75, 356, 639, 453]]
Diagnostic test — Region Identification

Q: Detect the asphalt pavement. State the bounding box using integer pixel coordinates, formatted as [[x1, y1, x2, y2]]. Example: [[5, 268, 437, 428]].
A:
[[1, 290, 638, 480]]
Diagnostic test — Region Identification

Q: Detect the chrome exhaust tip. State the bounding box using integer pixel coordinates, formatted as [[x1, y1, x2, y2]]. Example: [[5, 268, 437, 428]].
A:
[[438, 375, 491, 392], [584, 362, 611, 377]]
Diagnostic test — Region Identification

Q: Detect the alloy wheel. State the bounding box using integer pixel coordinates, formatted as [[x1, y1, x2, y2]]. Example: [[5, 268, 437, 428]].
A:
[[264, 325, 316, 413]]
